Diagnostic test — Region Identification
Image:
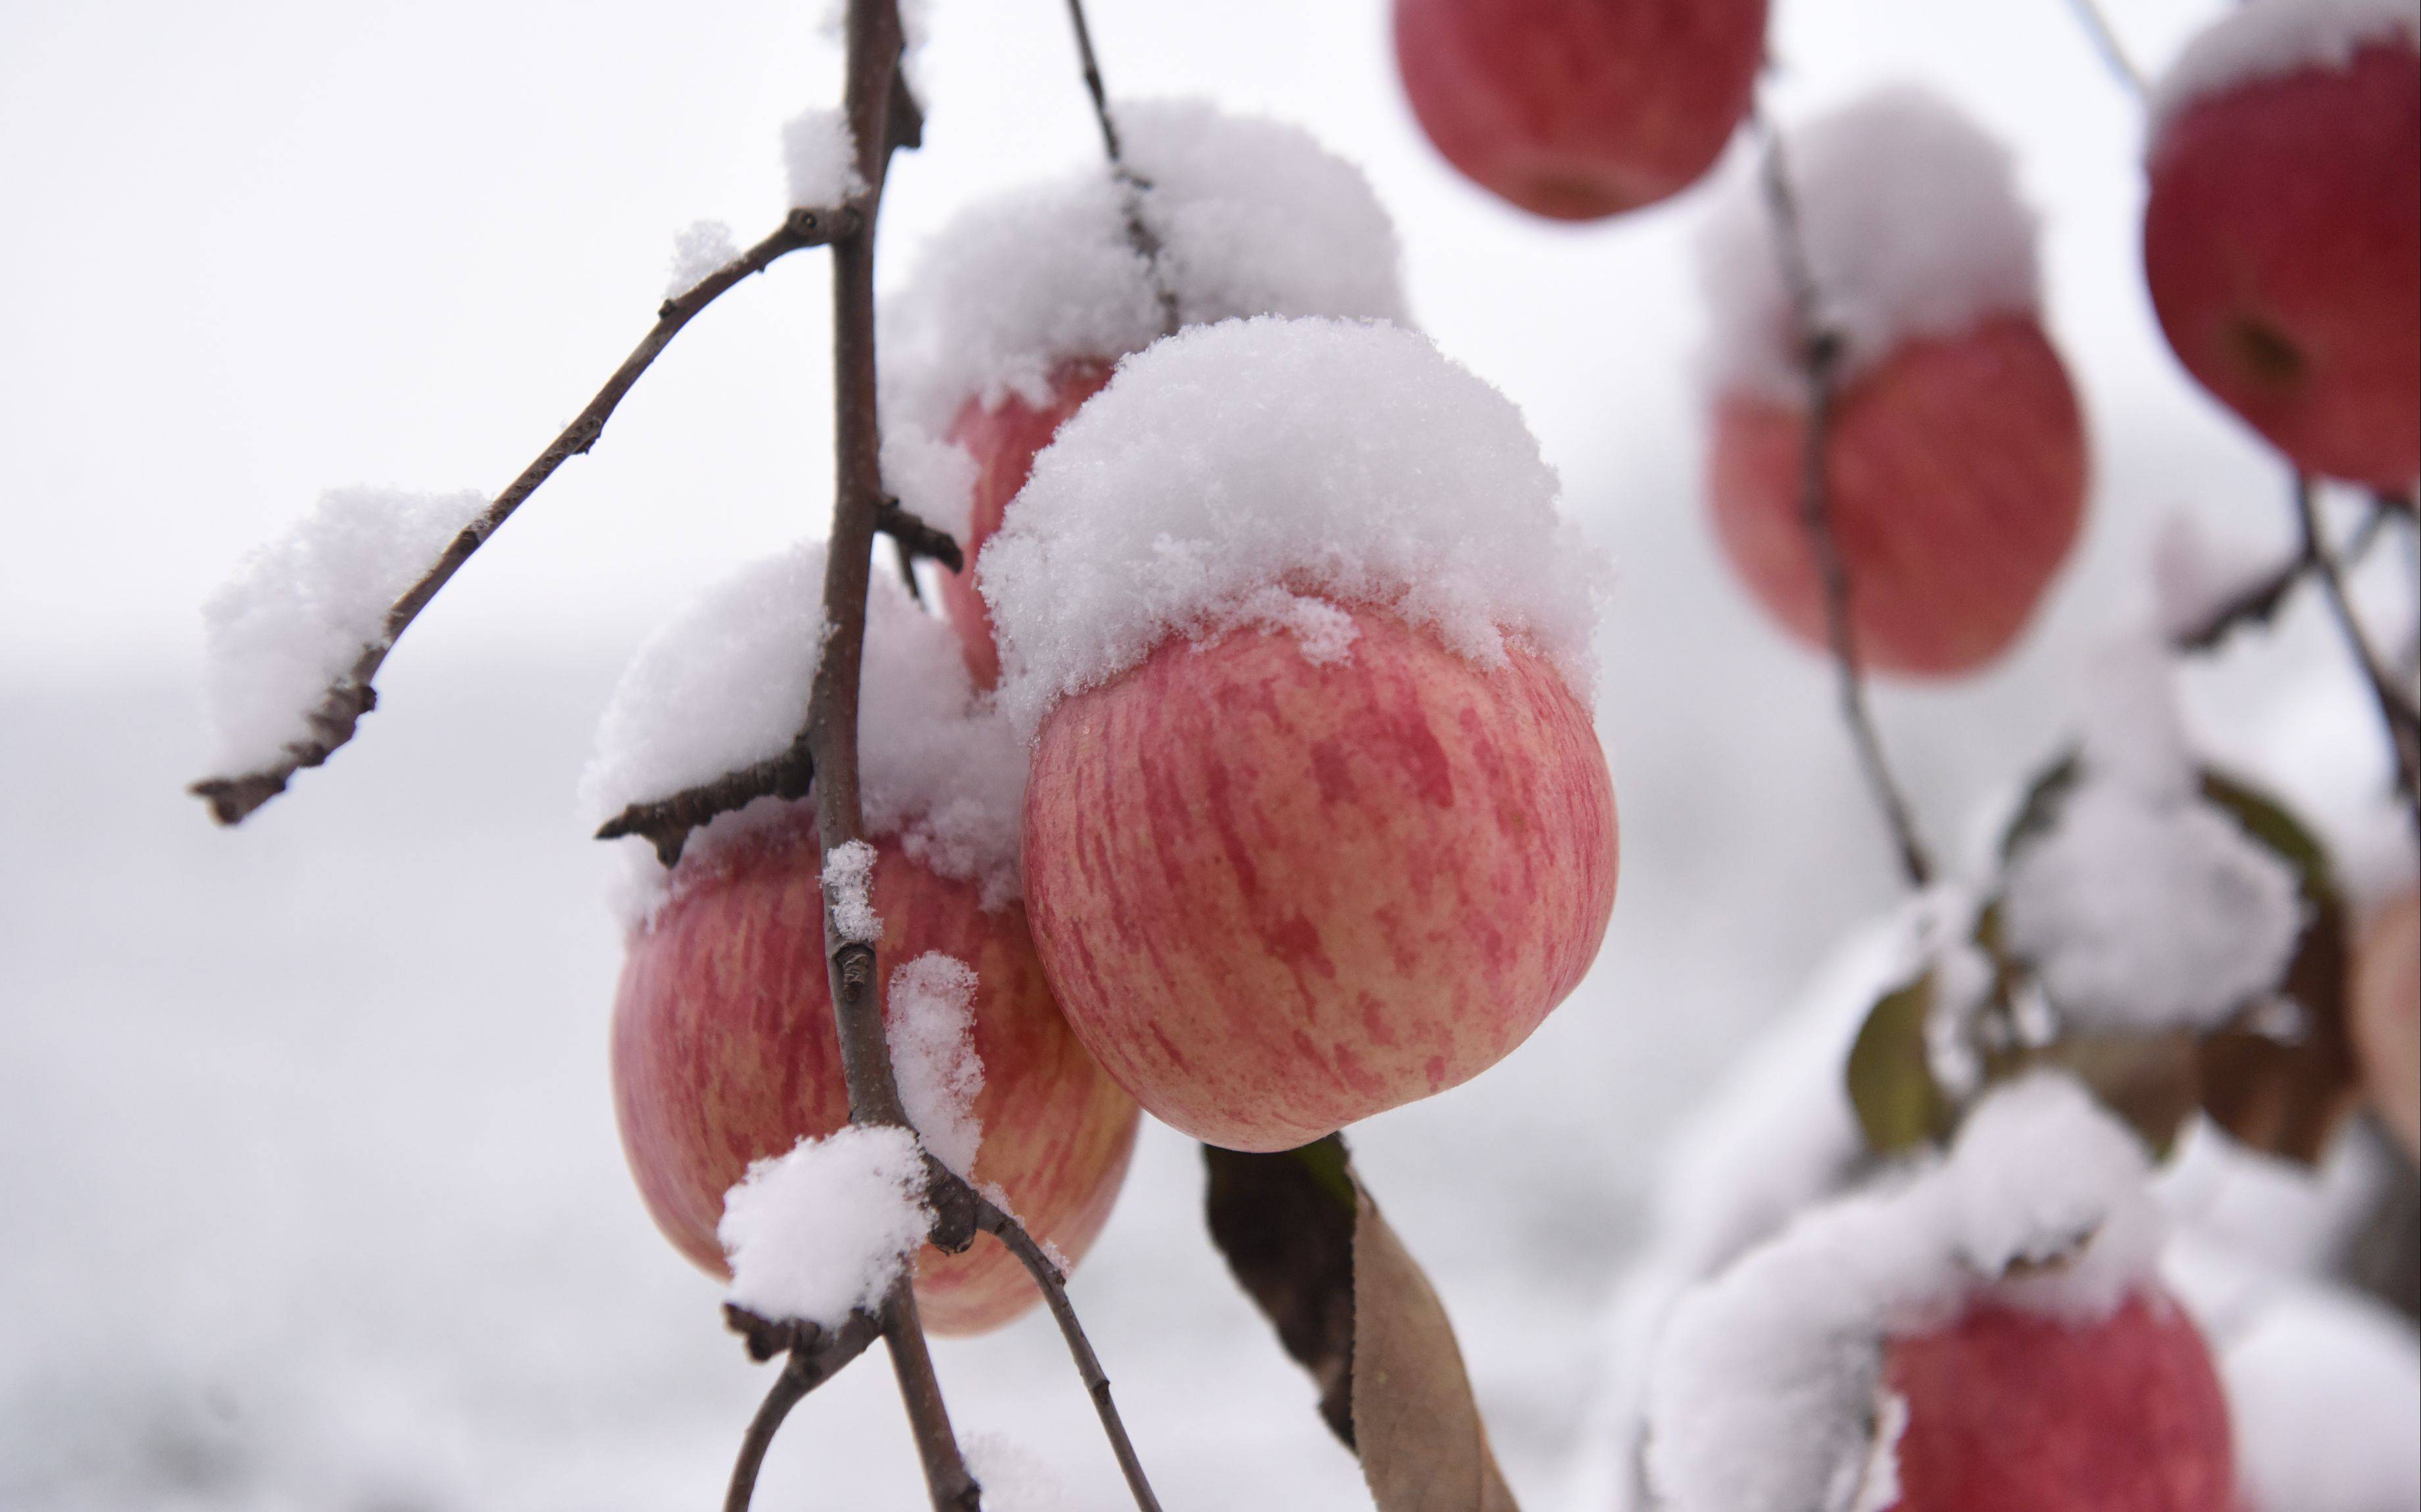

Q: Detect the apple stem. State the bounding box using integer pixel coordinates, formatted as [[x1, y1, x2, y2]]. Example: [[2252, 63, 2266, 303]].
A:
[[2293, 475, 2421, 835], [1751, 104, 1938, 891]]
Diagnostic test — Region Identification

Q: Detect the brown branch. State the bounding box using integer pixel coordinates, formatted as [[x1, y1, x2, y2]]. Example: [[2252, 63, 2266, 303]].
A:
[[878, 497, 966, 575], [723, 1311, 883, 1512], [593, 736, 816, 867], [974, 1194, 1165, 1512], [2295, 476, 2421, 820], [2172, 493, 2397, 654], [1061, 0, 1178, 336], [1752, 107, 1935, 889], [188, 205, 861, 827]]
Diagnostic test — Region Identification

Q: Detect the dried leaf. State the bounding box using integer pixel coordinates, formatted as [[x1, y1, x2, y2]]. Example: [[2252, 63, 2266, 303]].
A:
[[1845, 974, 1958, 1156], [1203, 1138, 1358, 1446]]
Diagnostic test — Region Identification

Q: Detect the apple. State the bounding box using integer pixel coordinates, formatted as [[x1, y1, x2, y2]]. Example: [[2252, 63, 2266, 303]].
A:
[[1392, 0, 1769, 221], [1882, 1290, 2236, 1510], [611, 813, 1140, 1335], [937, 360, 1116, 689], [2143, 37, 2420, 489], [2352, 888, 2420, 1160], [1706, 314, 2089, 677], [1020, 602, 1618, 1152]]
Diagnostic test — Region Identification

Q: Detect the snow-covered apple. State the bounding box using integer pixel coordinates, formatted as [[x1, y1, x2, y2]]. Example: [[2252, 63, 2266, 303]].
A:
[[2143, 7, 2420, 487], [2353, 888, 2421, 1159], [1392, 0, 1768, 220]]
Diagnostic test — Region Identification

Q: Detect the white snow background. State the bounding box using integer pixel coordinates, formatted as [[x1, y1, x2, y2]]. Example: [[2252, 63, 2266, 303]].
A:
[[1, 0, 2412, 1507]]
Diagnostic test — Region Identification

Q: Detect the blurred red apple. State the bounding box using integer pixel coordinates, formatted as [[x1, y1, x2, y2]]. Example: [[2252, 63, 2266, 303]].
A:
[[2353, 888, 2420, 1159], [1021, 602, 1618, 1152], [611, 815, 1139, 1334], [1884, 1290, 2236, 1510], [1392, 0, 1768, 221], [2143, 38, 2420, 488], [1707, 315, 2089, 677], [939, 360, 1115, 689]]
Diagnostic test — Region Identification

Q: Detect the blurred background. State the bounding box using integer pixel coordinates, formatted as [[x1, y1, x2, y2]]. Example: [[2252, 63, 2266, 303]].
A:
[[0, 0, 2399, 1506]]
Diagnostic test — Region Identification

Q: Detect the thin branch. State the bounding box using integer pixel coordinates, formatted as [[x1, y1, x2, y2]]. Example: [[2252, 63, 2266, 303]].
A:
[[974, 1195, 1165, 1512], [2171, 494, 2397, 653], [2295, 476, 2421, 819], [883, 1282, 984, 1511], [1061, 0, 1178, 335], [188, 205, 861, 827], [1752, 107, 1935, 889], [2060, 0, 2147, 96], [593, 735, 814, 867], [723, 1311, 883, 1512]]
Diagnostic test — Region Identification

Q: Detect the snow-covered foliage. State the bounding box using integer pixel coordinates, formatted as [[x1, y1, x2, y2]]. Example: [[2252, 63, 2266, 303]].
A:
[[783, 106, 865, 208], [978, 316, 1606, 736], [886, 953, 983, 1179], [665, 219, 738, 299], [201, 487, 489, 777], [1642, 1074, 2164, 1512], [719, 1125, 930, 1331], [878, 98, 1409, 534], [2002, 637, 2307, 1034], [583, 541, 1026, 924], [1697, 85, 2041, 401], [2151, 0, 2421, 134], [820, 839, 882, 944]]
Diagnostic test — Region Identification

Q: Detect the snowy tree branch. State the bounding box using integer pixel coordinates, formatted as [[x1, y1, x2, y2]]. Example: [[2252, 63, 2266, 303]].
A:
[[1752, 105, 1936, 889], [2295, 476, 2421, 814], [1061, 0, 1178, 335], [722, 1309, 884, 1512], [187, 205, 861, 826]]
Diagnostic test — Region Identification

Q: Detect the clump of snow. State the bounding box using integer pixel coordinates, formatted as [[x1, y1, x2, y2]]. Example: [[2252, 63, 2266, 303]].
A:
[[783, 106, 865, 208], [2151, 0, 2421, 135], [1644, 1073, 2164, 1512], [821, 839, 882, 944], [200, 486, 489, 776], [880, 99, 1409, 449], [882, 424, 980, 541], [2224, 1282, 2421, 1512], [1697, 85, 2041, 401], [886, 953, 983, 1179], [2002, 635, 2308, 1034], [719, 1124, 931, 1331], [961, 1433, 1076, 1512], [584, 540, 1028, 927], [665, 219, 738, 300], [978, 316, 1606, 736]]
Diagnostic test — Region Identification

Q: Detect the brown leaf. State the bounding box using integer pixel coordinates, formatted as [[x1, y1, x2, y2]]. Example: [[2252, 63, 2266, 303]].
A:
[[2016, 1031, 2204, 1158], [1202, 1138, 1358, 1447]]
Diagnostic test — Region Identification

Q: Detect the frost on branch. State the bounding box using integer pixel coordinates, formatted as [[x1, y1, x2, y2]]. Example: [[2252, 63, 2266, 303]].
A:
[[199, 486, 489, 779], [783, 105, 866, 208], [1698, 85, 2041, 400], [960, 1434, 1076, 1512], [719, 1124, 932, 1332], [2150, 0, 2421, 133], [1643, 1073, 2164, 1512], [879, 100, 1409, 536], [665, 219, 740, 300], [886, 952, 983, 1179], [583, 540, 1026, 923], [2002, 637, 2308, 1035], [979, 315, 1607, 737], [821, 839, 882, 944]]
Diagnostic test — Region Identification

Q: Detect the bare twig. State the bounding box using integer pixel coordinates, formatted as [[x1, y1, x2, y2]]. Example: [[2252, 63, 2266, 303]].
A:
[[884, 1282, 984, 1511], [2171, 493, 2397, 653], [975, 1195, 1165, 1512], [593, 735, 815, 867], [1752, 107, 1935, 889], [2294, 476, 2421, 819], [2060, 0, 2147, 96], [723, 1312, 883, 1512], [1061, 0, 1178, 335], [188, 205, 861, 827]]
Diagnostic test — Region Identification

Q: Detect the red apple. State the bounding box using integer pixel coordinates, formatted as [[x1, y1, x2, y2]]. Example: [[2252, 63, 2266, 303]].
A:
[[1020, 602, 1618, 1152], [1392, 0, 1769, 221], [611, 813, 1140, 1334], [939, 360, 1116, 689], [1882, 1289, 2236, 1510], [2353, 889, 2421, 1160], [1707, 314, 2089, 677], [2143, 38, 2419, 490]]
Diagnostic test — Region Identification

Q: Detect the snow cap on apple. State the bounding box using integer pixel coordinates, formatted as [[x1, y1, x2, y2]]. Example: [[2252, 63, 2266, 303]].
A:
[[1644, 1072, 2233, 1512], [2149, 0, 2420, 130]]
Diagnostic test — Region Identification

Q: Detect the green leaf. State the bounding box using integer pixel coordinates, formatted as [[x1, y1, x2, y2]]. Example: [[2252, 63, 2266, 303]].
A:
[[1846, 974, 1959, 1156]]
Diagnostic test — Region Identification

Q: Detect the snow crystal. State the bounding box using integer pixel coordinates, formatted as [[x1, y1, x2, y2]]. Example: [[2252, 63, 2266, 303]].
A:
[[784, 106, 866, 208], [821, 839, 881, 944], [882, 424, 980, 541], [1645, 1073, 2164, 1512], [886, 953, 983, 1179], [719, 1124, 930, 1331], [584, 540, 1028, 926], [2224, 1282, 2421, 1512], [2002, 637, 2307, 1034], [961, 1433, 1076, 1512], [200, 486, 489, 777], [880, 99, 1409, 449], [979, 316, 1606, 737], [2151, 0, 2421, 134], [665, 219, 737, 300], [1697, 85, 2041, 401]]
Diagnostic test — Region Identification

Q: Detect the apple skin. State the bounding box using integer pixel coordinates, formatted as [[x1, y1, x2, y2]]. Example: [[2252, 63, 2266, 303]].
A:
[[611, 815, 1140, 1335], [2144, 41, 2420, 489], [1021, 603, 1618, 1152], [939, 360, 1116, 689], [1707, 315, 2089, 678], [1884, 1290, 2236, 1511], [1392, 0, 1768, 221], [2353, 889, 2421, 1161]]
